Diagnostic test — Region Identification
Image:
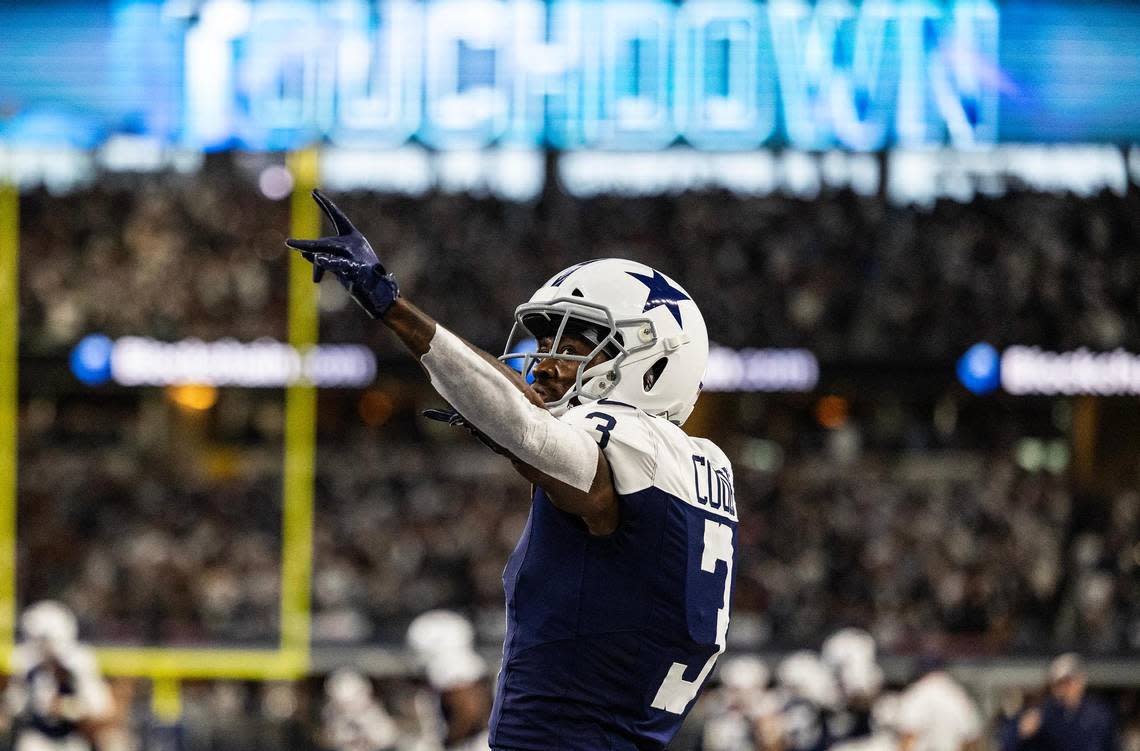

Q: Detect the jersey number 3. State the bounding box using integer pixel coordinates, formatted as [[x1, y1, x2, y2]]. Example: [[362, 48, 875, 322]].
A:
[[586, 412, 617, 449], [650, 518, 734, 715]]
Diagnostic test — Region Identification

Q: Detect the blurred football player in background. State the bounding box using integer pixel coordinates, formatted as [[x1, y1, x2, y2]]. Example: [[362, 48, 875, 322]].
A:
[[321, 668, 399, 751], [830, 692, 902, 751], [774, 651, 841, 751], [695, 655, 768, 751], [287, 190, 736, 749], [406, 611, 491, 751], [821, 628, 885, 746], [5, 601, 112, 751], [894, 657, 982, 751]]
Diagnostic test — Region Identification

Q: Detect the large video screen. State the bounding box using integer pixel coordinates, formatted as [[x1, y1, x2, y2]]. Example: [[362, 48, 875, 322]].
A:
[[1, 0, 1139, 151]]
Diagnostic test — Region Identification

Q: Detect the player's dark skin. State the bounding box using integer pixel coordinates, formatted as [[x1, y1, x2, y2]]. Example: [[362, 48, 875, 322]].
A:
[[383, 299, 621, 536], [440, 680, 494, 745]]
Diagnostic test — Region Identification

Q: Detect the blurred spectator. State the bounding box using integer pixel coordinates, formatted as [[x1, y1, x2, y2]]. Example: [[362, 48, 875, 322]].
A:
[[1003, 653, 1117, 751]]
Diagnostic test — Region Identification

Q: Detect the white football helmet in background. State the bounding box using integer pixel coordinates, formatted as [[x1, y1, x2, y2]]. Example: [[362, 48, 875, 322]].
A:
[[20, 600, 78, 656], [406, 609, 476, 666], [425, 648, 488, 692], [325, 668, 375, 712], [821, 628, 877, 671], [502, 259, 709, 425], [777, 651, 841, 711], [719, 655, 770, 692]]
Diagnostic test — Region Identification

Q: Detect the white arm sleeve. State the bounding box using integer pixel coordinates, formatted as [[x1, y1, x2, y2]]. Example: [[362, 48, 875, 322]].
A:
[[420, 325, 599, 492]]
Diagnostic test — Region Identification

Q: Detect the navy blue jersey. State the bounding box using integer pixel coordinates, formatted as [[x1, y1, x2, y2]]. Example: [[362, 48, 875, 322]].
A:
[[26, 661, 78, 739], [490, 402, 738, 750], [782, 697, 831, 751]]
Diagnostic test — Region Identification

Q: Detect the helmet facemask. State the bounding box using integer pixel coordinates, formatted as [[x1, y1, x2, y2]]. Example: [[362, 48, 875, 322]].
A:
[[500, 297, 657, 416]]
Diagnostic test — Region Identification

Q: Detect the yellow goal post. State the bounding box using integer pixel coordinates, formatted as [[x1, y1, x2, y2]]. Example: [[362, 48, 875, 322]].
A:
[[0, 148, 324, 718]]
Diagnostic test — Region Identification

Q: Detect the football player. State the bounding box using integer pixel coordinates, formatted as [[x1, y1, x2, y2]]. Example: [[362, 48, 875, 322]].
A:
[[895, 660, 982, 751], [406, 611, 492, 751], [774, 651, 840, 751], [287, 191, 738, 749], [5, 601, 112, 751], [821, 628, 885, 744], [321, 669, 399, 751], [695, 655, 769, 751]]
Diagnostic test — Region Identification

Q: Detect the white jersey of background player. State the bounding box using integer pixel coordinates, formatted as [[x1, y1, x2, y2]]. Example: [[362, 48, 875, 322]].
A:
[[5, 601, 112, 751], [895, 669, 982, 751], [698, 655, 769, 751], [321, 669, 399, 751]]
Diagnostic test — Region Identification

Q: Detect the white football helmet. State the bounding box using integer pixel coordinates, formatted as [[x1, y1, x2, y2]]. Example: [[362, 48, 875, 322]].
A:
[[21, 600, 78, 654], [425, 648, 488, 691], [325, 668, 374, 709], [719, 655, 770, 691], [502, 259, 708, 425], [406, 610, 475, 666], [821, 628, 877, 672], [777, 651, 841, 710]]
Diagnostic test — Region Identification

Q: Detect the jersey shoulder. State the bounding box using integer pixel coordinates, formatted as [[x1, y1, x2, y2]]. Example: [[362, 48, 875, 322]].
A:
[[561, 400, 658, 495], [650, 419, 737, 523], [562, 401, 737, 522], [691, 436, 733, 475]]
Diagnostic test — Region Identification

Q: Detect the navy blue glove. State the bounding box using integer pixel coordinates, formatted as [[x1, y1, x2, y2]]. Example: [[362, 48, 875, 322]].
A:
[[285, 189, 400, 318], [422, 408, 511, 456]]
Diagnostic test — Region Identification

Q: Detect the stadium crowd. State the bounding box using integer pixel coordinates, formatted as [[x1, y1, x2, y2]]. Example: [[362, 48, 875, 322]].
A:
[[11, 169, 1140, 747], [17, 165, 1140, 362], [18, 392, 1140, 657], [15, 169, 1140, 651]]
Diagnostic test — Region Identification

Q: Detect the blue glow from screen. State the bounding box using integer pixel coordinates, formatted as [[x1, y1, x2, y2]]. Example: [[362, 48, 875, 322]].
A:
[[0, 0, 1138, 151], [504, 337, 538, 384], [957, 342, 1001, 395], [70, 334, 114, 386]]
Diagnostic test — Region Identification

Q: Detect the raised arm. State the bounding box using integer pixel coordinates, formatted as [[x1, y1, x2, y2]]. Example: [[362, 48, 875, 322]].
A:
[[285, 191, 618, 534]]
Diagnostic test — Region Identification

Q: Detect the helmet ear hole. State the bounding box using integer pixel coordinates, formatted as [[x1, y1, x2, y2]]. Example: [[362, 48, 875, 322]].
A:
[[571, 288, 584, 297], [644, 358, 668, 392]]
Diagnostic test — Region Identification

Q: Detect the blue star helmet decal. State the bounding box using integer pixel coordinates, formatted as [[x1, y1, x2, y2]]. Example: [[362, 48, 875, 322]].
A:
[[627, 270, 690, 327]]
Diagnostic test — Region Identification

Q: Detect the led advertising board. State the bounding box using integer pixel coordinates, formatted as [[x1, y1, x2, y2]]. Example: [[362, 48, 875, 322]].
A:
[[2, 1, 1139, 151]]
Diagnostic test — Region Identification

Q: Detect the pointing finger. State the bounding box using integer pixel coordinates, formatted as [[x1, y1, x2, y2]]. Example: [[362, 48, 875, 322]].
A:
[[285, 238, 326, 253], [312, 189, 357, 237], [284, 238, 352, 257]]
